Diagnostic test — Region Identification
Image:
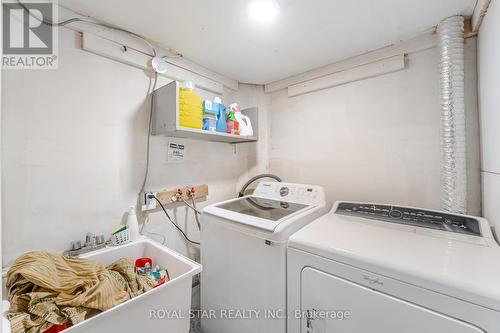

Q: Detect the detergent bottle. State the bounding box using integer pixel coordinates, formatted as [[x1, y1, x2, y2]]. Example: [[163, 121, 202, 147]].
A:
[[126, 206, 140, 241], [235, 111, 253, 136], [227, 103, 240, 135]]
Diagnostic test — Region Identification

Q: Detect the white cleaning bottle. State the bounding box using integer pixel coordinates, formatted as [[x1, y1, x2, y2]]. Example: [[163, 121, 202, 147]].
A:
[[127, 205, 140, 241], [235, 111, 253, 137]]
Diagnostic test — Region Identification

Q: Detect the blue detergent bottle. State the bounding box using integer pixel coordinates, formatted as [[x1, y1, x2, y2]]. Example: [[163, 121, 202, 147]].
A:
[[215, 97, 227, 133]]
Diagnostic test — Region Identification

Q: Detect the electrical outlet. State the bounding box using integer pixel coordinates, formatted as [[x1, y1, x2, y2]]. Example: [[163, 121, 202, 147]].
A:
[[141, 192, 157, 211]]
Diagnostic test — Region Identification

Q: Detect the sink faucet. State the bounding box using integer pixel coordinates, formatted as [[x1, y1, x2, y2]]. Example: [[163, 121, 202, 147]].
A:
[[63, 232, 106, 257]]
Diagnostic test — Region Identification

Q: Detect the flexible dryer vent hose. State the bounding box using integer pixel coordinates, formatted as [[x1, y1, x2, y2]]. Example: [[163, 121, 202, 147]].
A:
[[437, 15, 467, 214]]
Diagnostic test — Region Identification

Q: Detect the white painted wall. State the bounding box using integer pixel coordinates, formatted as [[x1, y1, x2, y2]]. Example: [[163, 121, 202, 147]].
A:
[[268, 41, 481, 215], [478, 0, 500, 239], [1, 28, 268, 266]]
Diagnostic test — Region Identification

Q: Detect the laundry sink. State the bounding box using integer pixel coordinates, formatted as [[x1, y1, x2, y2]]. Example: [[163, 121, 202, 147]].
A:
[[2, 237, 201, 333]]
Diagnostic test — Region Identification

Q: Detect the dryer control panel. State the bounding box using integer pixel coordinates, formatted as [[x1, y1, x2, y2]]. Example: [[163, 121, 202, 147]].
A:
[[336, 202, 481, 236], [253, 182, 325, 206]]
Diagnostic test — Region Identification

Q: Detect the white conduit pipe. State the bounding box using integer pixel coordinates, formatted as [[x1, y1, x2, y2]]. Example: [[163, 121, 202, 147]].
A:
[[437, 16, 467, 214]]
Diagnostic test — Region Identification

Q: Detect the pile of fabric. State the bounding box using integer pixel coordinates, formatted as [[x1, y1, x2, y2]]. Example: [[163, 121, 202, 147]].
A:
[[6, 251, 156, 333]]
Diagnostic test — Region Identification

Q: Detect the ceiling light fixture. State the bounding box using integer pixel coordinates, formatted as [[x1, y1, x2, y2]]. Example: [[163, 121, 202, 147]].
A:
[[248, 0, 280, 23]]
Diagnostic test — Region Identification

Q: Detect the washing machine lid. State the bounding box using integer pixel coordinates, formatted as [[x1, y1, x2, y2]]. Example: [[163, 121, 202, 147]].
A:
[[204, 182, 326, 232], [288, 201, 500, 312], [215, 196, 308, 221], [205, 196, 312, 231]]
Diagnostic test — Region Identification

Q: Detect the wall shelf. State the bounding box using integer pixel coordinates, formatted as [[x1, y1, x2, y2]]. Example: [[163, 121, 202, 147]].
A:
[[167, 126, 257, 143], [152, 81, 258, 143]]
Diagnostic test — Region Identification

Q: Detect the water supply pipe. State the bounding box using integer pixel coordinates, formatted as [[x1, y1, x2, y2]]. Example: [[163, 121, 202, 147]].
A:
[[437, 15, 467, 214]]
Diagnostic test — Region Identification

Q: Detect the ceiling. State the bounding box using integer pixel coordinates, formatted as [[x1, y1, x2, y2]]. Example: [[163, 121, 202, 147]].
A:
[[62, 0, 477, 84]]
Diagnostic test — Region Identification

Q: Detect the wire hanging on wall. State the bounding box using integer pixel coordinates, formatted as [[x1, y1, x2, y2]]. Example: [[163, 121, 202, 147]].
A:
[[15, 0, 157, 55]]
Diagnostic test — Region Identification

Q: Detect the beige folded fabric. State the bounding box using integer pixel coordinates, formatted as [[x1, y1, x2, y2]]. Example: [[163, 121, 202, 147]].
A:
[[6, 251, 155, 333]]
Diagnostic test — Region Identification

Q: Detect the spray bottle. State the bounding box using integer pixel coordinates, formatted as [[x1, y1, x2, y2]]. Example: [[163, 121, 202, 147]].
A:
[[227, 103, 240, 135]]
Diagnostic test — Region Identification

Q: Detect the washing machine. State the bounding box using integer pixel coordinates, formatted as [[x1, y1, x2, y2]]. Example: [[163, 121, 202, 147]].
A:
[[287, 201, 500, 333], [201, 182, 327, 333]]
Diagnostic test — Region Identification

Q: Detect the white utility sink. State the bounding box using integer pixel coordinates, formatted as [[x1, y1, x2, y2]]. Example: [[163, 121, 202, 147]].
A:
[[2, 238, 201, 333]]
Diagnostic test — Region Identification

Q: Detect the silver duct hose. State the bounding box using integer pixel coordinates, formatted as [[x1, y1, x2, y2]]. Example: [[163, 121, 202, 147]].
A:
[[437, 16, 467, 214]]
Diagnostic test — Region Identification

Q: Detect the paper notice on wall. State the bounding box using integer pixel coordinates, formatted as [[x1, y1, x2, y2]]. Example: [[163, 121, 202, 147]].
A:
[[167, 143, 185, 163]]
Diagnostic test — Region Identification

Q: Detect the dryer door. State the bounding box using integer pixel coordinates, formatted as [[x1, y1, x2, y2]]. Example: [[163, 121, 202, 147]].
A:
[[301, 267, 485, 333]]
